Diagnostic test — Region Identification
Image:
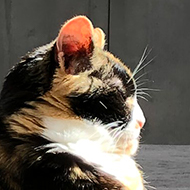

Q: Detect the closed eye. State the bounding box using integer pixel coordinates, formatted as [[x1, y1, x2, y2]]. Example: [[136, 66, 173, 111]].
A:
[[68, 90, 129, 124]]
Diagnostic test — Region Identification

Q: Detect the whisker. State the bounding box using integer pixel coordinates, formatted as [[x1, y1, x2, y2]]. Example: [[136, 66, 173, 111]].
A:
[[88, 120, 120, 140], [136, 48, 152, 73], [136, 79, 150, 85], [137, 88, 160, 92], [137, 95, 149, 101], [136, 79, 151, 87], [129, 80, 149, 91], [111, 127, 123, 153], [134, 51, 153, 83], [111, 131, 123, 153], [134, 56, 156, 78], [111, 126, 122, 139], [144, 184, 156, 190], [136, 91, 152, 97], [135, 71, 151, 83], [99, 101, 107, 109], [128, 46, 148, 83], [108, 127, 120, 138], [136, 82, 147, 88], [127, 82, 137, 90], [111, 124, 124, 139], [114, 130, 124, 147], [104, 121, 122, 130], [105, 130, 119, 153], [137, 90, 150, 94]]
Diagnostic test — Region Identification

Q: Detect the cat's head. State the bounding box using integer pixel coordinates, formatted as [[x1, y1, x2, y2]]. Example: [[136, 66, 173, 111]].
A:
[[1, 16, 145, 156]]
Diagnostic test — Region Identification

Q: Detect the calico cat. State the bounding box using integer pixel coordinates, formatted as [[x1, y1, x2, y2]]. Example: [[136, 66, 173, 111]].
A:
[[0, 16, 146, 190]]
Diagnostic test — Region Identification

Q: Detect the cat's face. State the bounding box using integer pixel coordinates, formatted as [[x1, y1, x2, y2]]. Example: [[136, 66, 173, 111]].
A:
[[41, 16, 145, 155], [2, 16, 145, 157]]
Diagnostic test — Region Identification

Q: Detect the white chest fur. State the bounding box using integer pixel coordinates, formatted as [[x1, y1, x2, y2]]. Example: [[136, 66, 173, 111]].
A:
[[42, 117, 144, 190]]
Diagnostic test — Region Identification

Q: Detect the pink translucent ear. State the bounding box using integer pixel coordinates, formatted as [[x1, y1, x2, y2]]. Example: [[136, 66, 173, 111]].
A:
[[56, 16, 94, 55]]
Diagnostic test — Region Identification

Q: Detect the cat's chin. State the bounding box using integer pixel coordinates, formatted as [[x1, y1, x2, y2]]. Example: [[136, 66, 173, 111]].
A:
[[113, 126, 141, 156], [115, 136, 140, 156]]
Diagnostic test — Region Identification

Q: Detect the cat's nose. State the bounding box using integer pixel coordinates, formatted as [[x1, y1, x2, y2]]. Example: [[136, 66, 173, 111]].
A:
[[136, 120, 145, 129]]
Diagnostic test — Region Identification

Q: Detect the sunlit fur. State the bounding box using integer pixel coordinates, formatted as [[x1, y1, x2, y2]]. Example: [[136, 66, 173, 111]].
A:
[[0, 16, 146, 190]]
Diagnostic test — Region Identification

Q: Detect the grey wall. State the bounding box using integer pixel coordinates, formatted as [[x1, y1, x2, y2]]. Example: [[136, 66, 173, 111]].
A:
[[110, 0, 190, 144], [1, 0, 190, 144]]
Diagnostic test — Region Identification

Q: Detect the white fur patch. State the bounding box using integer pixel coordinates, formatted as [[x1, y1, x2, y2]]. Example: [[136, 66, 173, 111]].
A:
[[42, 118, 114, 151]]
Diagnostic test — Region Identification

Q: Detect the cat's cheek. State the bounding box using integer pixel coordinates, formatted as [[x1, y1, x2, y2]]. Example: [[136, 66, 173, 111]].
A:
[[127, 128, 141, 156]]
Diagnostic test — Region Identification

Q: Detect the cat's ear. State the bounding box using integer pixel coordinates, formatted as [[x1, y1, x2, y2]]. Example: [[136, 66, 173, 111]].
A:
[[55, 16, 106, 74], [56, 16, 93, 56], [93, 28, 105, 49]]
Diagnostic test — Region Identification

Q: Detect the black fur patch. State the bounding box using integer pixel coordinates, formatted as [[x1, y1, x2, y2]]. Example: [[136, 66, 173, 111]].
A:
[[64, 53, 92, 74], [68, 90, 131, 125], [0, 44, 58, 117]]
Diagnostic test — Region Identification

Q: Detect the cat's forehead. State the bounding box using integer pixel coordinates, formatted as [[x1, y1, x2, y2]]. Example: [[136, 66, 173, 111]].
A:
[[91, 48, 133, 78], [87, 48, 134, 92]]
